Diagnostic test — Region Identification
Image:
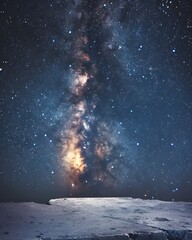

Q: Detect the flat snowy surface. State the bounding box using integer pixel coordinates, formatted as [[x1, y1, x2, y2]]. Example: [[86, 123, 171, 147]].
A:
[[0, 198, 192, 239]]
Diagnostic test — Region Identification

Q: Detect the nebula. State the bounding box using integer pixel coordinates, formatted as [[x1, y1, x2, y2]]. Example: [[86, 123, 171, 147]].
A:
[[60, 0, 121, 194]]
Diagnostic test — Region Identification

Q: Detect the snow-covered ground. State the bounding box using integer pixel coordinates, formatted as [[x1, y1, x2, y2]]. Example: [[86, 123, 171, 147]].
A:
[[0, 198, 192, 240]]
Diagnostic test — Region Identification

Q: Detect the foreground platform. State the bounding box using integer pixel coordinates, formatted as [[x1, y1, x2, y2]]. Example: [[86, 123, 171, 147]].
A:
[[0, 198, 192, 240]]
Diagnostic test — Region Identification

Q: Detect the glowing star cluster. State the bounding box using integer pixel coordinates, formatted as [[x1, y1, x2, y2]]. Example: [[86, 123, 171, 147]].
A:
[[60, 3, 95, 191], [61, 75, 89, 189], [61, 13, 92, 188], [60, 0, 125, 194]]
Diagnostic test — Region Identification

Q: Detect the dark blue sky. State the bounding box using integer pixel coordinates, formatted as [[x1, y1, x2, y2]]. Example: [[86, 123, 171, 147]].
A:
[[0, 0, 192, 202]]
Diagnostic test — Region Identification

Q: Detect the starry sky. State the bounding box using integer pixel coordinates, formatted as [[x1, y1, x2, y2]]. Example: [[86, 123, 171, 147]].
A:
[[0, 0, 192, 203]]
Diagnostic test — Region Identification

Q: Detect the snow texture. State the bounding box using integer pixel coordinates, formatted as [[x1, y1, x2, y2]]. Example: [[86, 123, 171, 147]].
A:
[[0, 198, 192, 240]]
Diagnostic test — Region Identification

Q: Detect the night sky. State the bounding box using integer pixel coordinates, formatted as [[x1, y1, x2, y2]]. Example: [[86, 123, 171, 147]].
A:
[[0, 0, 192, 203]]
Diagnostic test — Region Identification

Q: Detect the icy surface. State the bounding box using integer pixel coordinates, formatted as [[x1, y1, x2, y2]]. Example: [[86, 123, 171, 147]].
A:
[[0, 198, 192, 240]]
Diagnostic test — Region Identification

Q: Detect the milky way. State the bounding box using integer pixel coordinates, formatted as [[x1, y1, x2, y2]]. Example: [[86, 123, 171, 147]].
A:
[[60, 1, 126, 194], [0, 0, 192, 202]]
